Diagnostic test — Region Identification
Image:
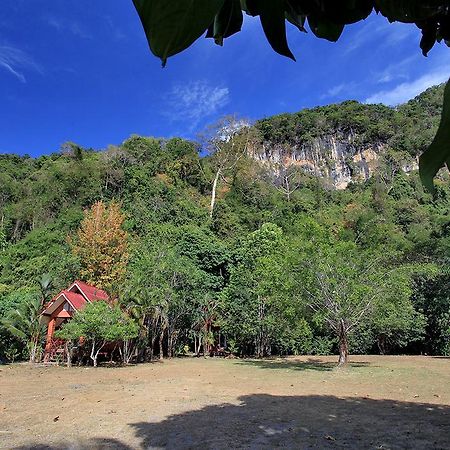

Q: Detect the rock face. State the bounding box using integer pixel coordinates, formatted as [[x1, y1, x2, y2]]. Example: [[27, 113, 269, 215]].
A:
[[251, 132, 417, 190]]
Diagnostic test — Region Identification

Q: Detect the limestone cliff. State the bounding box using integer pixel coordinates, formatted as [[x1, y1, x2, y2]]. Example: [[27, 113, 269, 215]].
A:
[[251, 87, 445, 189], [251, 131, 418, 190]]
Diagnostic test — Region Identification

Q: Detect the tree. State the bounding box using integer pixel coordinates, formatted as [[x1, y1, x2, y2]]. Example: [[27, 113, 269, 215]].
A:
[[132, 1, 450, 191], [0, 227, 7, 252], [266, 161, 305, 202], [56, 301, 138, 367], [221, 223, 287, 356], [1, 291, 46, 363], [201, 116, 254, 218], [413, 270, 450, 355], [121, 135, 166, 172], [293, 218, 421, 365], [60, 142, 83, 161], [123, 226, 207, 360], [70, 200, 129, 292], [38, 273, 53, 305], [0, 274, 53, 363], [371, 293, 426, 355]]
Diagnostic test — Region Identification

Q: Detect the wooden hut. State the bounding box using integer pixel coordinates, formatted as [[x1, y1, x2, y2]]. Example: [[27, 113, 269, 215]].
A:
[[42, 280, 109, 361]]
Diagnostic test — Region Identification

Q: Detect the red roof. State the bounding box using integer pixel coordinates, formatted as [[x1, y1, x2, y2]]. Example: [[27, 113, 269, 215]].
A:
[[43, 281, 110, 317], [62, 290, 87, 310], [43, 290, 87, 316], [71, 280, 109, 302]]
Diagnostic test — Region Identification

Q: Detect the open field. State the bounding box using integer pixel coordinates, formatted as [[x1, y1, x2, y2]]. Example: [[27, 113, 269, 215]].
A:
[[1, 356, 449, 449]]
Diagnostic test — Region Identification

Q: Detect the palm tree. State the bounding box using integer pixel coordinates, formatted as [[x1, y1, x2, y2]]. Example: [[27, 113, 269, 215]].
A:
[[2, 294, 46, 363], [2, 274, 52, 363], [39, 273, 53, 305]]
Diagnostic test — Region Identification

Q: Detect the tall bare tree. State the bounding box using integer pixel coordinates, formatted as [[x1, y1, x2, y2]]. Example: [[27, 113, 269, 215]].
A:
[[263, 160, 305, 202], [200, 116, 255, 218]]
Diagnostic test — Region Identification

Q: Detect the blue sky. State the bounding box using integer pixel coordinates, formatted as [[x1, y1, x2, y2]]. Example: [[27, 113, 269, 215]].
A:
[[1, 1, 449, 156]]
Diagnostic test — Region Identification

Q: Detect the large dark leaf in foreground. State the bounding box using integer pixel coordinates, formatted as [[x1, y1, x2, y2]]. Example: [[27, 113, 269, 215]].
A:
[[133, 0, 224, 66], [258, 0, 295, 60], [206, 0, 243, 46], [419, 78, 450, 192]]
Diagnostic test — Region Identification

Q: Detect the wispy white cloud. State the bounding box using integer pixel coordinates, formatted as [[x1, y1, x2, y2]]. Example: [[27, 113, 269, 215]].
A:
[[320, 81, 360, 100], [327, 84, 347, 97], [0, 45, 42, 83], [45, 16, 63, 31], [321, 82, 358, 99], [69, 22, 92, 40], [164, 80, 230, 129], [386, 23, 416, 45], [104, 16, 127, 42], [344, 19, 415, 54], [376, 54, 418, 84], [366, 67, 450, 105], [44, 15, 92, 39]]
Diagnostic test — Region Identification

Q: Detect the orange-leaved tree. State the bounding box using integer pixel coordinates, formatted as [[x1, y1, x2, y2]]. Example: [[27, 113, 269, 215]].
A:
[[70, 201, 129, 293]]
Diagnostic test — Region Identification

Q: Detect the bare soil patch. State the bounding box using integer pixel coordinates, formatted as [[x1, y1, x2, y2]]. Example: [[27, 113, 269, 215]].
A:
[[1, 355, 449, 449]]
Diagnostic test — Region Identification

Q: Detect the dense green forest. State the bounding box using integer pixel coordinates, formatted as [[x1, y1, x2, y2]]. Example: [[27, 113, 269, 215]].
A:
[[1, 84, 449, 364]]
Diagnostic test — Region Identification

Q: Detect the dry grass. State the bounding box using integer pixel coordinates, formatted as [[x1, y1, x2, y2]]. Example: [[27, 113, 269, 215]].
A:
[[1, 355, 449, 449]]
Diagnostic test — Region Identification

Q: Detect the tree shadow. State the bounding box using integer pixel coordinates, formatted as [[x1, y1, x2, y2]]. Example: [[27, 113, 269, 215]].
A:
[[16, 394, 450, 449], [236, 357, 370, 372], [12, 438, 130, 450], [131, 394, 450, 449]]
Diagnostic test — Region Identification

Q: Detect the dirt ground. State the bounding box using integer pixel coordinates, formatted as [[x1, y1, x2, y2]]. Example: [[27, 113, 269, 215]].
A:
[[0, 355, 449, 449]]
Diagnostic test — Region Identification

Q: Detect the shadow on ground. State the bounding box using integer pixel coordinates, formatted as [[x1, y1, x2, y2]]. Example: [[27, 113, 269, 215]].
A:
[[236, 357, 370, 372], [15, 394, 449, 449], [13, 440, 129, 450]]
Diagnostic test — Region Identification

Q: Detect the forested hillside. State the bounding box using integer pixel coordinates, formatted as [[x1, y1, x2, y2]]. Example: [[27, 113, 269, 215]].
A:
[[1, 85, 449, 363], [254, 83, 444, 189]]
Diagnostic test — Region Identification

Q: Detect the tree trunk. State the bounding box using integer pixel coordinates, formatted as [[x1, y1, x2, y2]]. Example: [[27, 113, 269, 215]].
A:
[[338, 320, 349, 366], [159, 326, 166, 360], [29, 340, 37, 363], [168, 333, 172, 358], [284, 175, 291, 202], [110, 343, 118, 363], [168, 331, 178, 358], [195, 333, 202, 356], [123, 339, 134, 364], [210, 168, 221, 218], [91, 341, 98, 367], [90, 340, 105, 368], [203, 332, 208, 359], [256, 296, 268, 358], [140, 316, 150, 362], [150, 334, 157, 361], [65, 342, 73, 367], [377, 335, 387, 355]]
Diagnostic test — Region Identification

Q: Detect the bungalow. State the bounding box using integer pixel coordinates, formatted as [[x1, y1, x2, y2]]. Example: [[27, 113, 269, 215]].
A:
[[42, 280, 109, 361]]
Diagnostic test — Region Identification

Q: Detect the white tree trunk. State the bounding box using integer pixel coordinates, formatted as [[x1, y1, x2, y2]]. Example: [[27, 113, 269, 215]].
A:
[[338, 320, 349, 366], [210, 168, 221, 218], [90, 340, 105, 368]]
